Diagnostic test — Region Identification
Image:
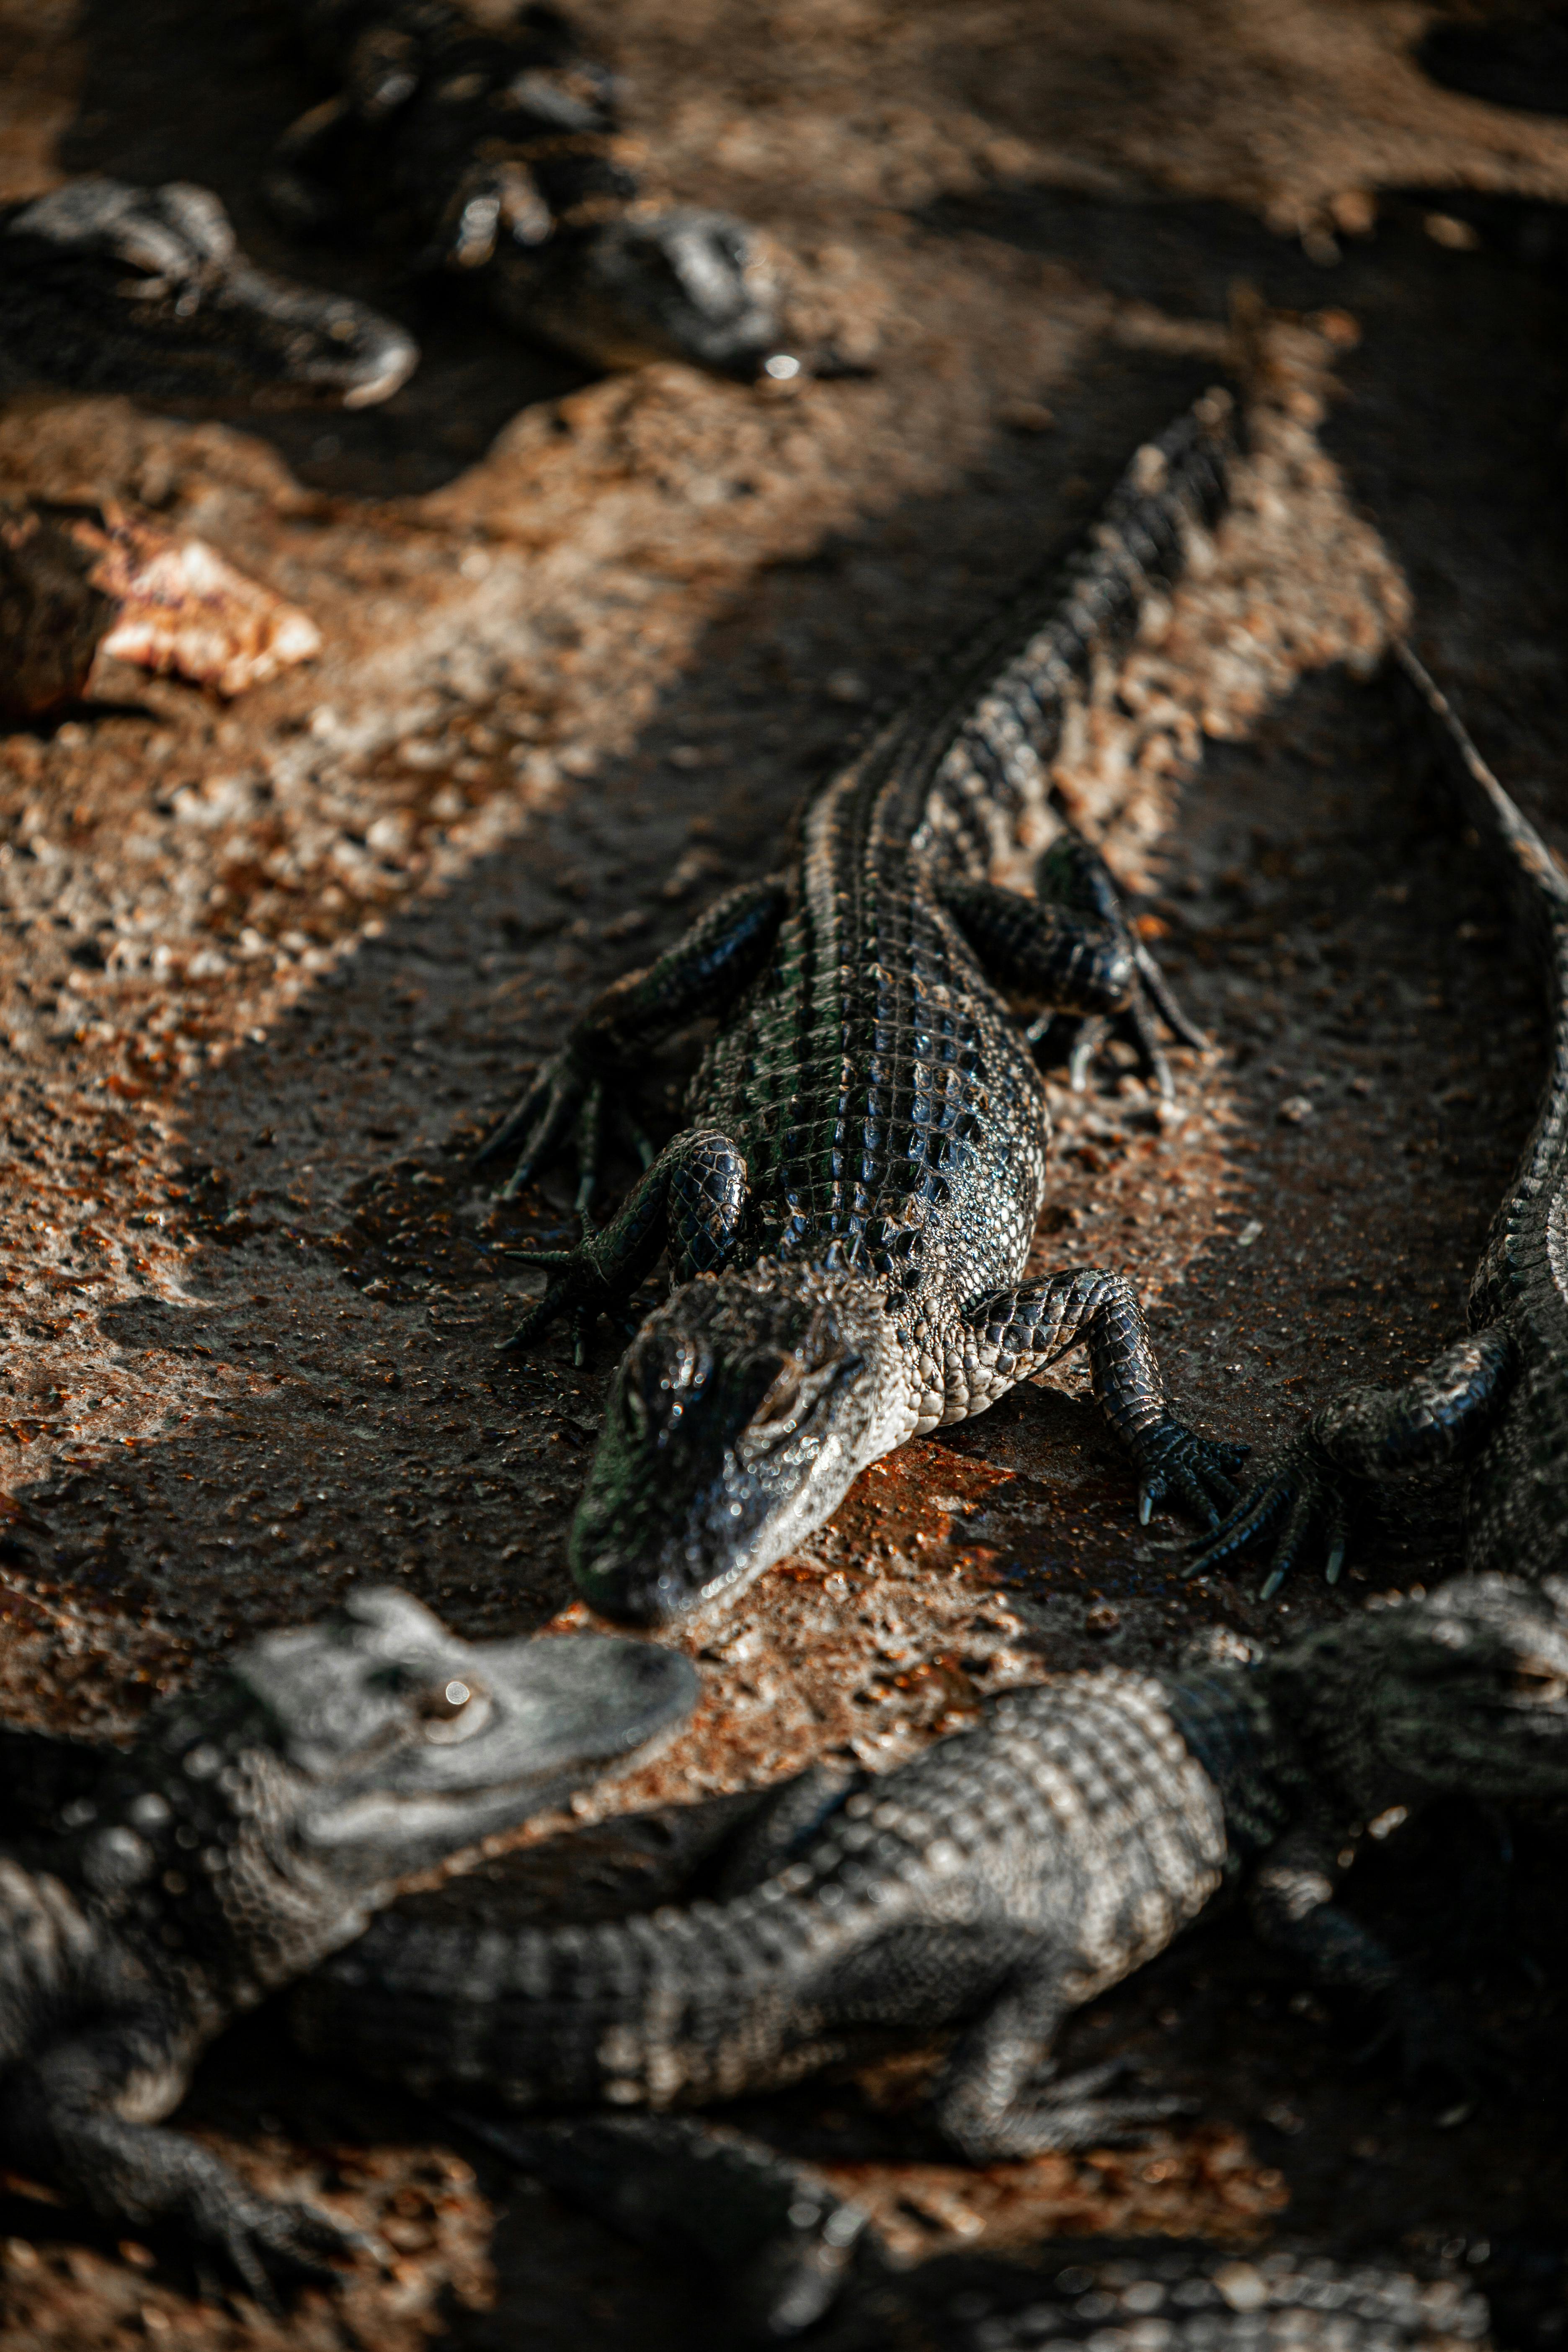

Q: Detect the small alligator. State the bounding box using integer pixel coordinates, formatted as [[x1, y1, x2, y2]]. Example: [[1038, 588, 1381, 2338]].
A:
[[926, 2241, 1492, 2352], [0, 178, 417, 408], [1191, 645, 1568, 1594], [267, 0, 789, 377], [479, 395, 1244, 1624], [0, 1588, 695, 2297], [451, 2119, 1495, 2345], [299, 1576, 1568, 2169]]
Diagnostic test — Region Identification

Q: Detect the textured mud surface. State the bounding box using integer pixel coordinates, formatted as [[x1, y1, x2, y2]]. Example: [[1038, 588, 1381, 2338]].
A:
[[3, 3, 1568, 2346]]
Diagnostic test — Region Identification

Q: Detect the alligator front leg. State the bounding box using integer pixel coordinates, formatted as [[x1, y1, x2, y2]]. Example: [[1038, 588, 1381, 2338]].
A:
[[1, 2015, 358, 2305], [478, 877, 786, 1215], [503, 1128, 749, 1359], [1189, 1326, 1516, 1597], [936, 1951, 1184, 2159], [958, 1270, 1248, 1527], [943, 834, 1205, 1100]]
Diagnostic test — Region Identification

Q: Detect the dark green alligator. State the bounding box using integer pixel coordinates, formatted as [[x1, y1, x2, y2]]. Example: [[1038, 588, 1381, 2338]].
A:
[[480, 394, 1246, 1623]]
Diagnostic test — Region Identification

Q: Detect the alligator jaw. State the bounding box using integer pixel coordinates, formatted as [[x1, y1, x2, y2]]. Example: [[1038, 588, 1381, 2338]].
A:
[[569, 1264, 904, 1626], [227, 1587, 699, 1880]]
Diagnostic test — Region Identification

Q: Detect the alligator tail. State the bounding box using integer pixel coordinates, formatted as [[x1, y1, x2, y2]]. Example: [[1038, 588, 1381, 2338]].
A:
[[882, 388, 1238, 871], [294, 1889, 831, 2110]]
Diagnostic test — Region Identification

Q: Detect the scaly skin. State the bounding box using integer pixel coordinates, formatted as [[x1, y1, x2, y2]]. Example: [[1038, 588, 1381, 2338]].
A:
[[926, 2241, 1491, 2352], [0, 1591, 694, 2300], [1191, 645, 1568, 1596], [0, 178, 416, 408], [300, 1578, 1568, 2169], [480, 397, 1246, 1623], [268, 0, 789, 376]]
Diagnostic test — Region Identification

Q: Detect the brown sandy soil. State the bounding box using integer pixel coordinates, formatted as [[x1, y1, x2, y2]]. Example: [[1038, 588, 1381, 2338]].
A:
[[3, 3, 1568, 2344]]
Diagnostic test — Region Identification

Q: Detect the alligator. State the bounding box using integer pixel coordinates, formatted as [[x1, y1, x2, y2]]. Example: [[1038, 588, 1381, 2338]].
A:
[[923, 2241, 1492, 2352], [449, 2117, 1494, 2345], [477, 394, 1246, 1625], [298, 1576, 1568, 2178], [0, 1588, 696, 2298], [0, 177, 417, 408], [1190, 644, 1568, 1596], [266, 0, 789, 377]]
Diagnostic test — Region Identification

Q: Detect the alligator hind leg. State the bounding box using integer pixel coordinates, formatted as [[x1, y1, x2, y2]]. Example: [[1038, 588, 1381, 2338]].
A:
[[941, 833, 1204, 1100], [477, 877, 786, 1215], [983, 833, 1213, 1096], [503, 1129, 748, 1359], [958, 1269, 1247, 1527], [936, 1957, 1184, 2159], [1189, 1325, 1516, 1597]]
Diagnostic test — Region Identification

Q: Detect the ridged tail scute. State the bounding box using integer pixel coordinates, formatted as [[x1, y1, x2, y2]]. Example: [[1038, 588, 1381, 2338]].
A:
[[904, 389, 1237, 869]]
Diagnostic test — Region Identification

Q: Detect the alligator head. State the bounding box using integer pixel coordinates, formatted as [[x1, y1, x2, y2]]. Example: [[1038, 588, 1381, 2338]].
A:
[[494, 206, 789, 377], [571, 1264, 901, 1625], [1280, 1573, 1568, 1810], [237, 1586, 696, 1883], [128, 1588, 698, 1916], [0, 178, 417, 408]]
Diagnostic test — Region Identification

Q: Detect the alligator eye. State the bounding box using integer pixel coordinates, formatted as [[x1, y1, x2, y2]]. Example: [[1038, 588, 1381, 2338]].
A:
[[753, 1360, 803, 1428], [1511, 1662, 1568, 1704], [416, 1676, 492, 1742]]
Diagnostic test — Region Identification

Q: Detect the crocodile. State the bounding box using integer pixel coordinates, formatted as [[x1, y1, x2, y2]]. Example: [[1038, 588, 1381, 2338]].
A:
[[0, 1587, 696, 2297], [477, 395, 1246, 1625], [0, 177, 418, 409], [1189, 644, 1568, 1596], [266, 0, 790, 377], [298, 1576, 1568, 2174]]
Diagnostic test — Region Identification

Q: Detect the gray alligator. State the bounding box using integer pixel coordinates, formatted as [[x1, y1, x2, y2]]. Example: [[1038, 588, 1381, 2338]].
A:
[[926, 2241, 1493, 2352], [0, 1589, 695, 2297], [479, 395, 1244, 1624], [1191, 645, 1568, 1594], [299, 1577, 1568, 2178], [267, 0, 789, 377], [0, 178, 416, 408]]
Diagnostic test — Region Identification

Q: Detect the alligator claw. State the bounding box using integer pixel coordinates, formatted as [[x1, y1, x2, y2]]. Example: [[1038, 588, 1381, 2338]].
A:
[[500, 1241, 616, 1357], [1186, 1431, 1351, 1598], [1133, 1421, 1248, 1530], [1036, 941, 1204, 1103], [479, 1049, 658, 1222], [175, 2159, 366, 2310], [953, 2057, 1190, 2159]]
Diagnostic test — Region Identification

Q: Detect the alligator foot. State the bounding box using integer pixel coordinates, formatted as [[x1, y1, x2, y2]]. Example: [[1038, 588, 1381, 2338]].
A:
[[1186, 1432, 1351, 1598], [1132, 1420, 1251, 1531]]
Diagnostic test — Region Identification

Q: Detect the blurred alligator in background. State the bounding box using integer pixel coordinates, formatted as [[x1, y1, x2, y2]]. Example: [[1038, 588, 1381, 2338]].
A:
[[0, 1590, 695, 2299], [302, 1578, 1568, 2221], [447, 2124, 1498, 2344], [267, 0, 791, 378], [479, 394, 1244, 1625], [1191, 645, 1568, 1595], [0, 177, 417, 407]]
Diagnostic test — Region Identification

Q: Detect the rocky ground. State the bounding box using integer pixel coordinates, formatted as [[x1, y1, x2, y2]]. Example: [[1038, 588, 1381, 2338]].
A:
[[3, 2, 1568, 2346]]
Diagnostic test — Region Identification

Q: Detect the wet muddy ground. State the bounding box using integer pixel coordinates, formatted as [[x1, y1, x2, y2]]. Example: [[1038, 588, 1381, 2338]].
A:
[[4, 2, 1568, 2346]]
